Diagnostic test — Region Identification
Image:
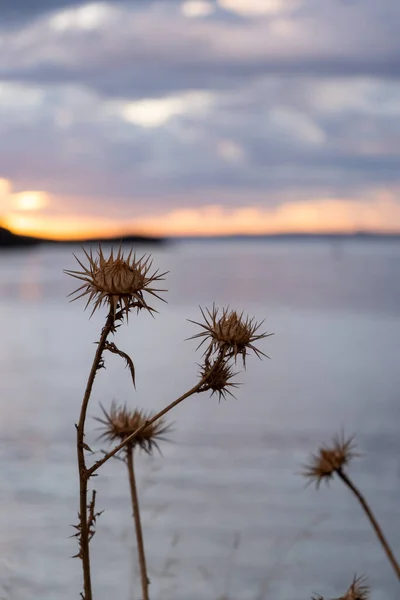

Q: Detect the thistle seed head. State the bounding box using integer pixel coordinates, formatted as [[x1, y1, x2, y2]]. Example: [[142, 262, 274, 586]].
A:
[[95, 402, 172, 455], [189, 305, 271, 367], [64, 245, 167, 317], [303, 433, 357, 488], [199, 358, 240, 401]]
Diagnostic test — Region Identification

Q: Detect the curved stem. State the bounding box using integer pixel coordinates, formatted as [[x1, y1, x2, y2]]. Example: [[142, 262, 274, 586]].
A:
[[338, 469, 400, 580], [127, 447, 149, 600], [89, 349, 226, 475], [77, 308, 115, 600]]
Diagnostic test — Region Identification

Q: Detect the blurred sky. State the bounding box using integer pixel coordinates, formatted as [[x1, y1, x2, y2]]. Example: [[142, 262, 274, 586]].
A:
[[0, 0, 400, 239]]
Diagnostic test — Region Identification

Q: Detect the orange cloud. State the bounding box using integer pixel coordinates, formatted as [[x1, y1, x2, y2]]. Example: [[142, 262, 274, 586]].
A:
[[133, 194, 400, 236], [1, 179, 50, 224], [12, 191, 49, 211], [2, 212, 130, 241], [1, 175, 400, 239]]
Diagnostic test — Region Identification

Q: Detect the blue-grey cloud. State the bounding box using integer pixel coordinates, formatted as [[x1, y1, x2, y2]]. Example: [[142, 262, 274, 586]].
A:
[[1, 0, 400, 98]]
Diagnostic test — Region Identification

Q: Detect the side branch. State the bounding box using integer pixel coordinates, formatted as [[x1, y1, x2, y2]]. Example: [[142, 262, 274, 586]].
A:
[[89, 382, 202, 475], [89, 350, 226, 475]]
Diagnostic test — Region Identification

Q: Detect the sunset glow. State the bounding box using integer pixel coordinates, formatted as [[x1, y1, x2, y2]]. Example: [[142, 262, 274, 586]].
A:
[[13, 191, 49, 212], [1, 174, 399, 240], [2, 211, 131, 241]]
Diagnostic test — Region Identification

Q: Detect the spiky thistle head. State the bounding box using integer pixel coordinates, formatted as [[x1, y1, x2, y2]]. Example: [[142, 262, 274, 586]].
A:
[[303, 433, 357, 488], [64, 245, 167, 317], [189, 305, 271, 367], [312, 575, 369, 600], [340, 575, 370, 600], [95, 402, 172, 455], [342, 575, 369, 600], [199, 358, 240, 401]]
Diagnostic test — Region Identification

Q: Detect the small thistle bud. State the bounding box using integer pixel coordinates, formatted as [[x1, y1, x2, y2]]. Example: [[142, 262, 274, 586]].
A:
[[199, 358, 240, 401], [189, 305, 271, 366], [64, 245, 167, 317], [303, 433, 357, 488], [95, 402, 172, 455]]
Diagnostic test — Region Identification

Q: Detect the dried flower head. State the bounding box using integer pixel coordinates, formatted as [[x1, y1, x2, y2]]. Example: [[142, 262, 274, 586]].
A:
[[303, 433, 357, 488], [189, 305, 271, 366], [95, 402, 172, 455], [65, 246, 167, 317], [199, 359, 240, 400], [342, 575, 369, 600], [312, 575, 369, 600]]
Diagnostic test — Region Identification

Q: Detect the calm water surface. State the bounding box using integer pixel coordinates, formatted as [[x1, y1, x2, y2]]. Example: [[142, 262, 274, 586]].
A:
[[0, 240, 399, 600]]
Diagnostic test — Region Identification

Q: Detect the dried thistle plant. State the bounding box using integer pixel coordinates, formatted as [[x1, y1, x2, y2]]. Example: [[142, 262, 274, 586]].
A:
[[64, 245, 168, 600], [304, 434, 400, 580], [65, 246, 167, 317], [312, 574, 370, 600], [96, 403, 172, 600], [66, 246, 270, 599], [189, 305, 272, 366], [88, 307, 269, 474]]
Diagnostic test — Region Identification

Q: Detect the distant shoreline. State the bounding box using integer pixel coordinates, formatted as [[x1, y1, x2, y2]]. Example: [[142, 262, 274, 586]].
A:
[[0, 227, 167, 248], [172, 232, 400, 242], [1, 226, 400, 248]]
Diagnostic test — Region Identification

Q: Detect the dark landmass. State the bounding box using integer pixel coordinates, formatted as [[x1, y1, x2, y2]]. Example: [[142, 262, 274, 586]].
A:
[[1, 227, 400, 248], [0, 227, 167, 248]]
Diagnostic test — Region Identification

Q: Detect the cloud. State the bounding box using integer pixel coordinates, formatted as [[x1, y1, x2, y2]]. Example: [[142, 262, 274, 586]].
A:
[[1, 74, 400, 207], [1, 0, 400, 236], [218, 0, 301, 17], [0, 0, 179, 28], [1, 0, 400, 101], [132, 194, 400, 236], [181, 1, 215, 18], [121, 92, 214, 128], [4, 189, 400, 239]]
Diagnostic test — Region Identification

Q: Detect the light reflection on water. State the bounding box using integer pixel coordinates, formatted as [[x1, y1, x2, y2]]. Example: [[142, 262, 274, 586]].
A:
[[0, 240, 399, 600]]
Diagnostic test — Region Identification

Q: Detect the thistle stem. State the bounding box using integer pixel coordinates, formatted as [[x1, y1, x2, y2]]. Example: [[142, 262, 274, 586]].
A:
[[337, 468, 400, 580], [127, 447, 150, 600], [89, 349, 226, 475], [77, 308, 115, 600]]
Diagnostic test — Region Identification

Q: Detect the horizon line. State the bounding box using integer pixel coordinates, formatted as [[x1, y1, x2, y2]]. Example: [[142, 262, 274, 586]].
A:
[[2, 225, 400, 245]]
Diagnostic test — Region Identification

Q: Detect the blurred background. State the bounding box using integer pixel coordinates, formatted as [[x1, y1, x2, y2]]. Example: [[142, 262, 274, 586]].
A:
[[0, 1, 400, 599]]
